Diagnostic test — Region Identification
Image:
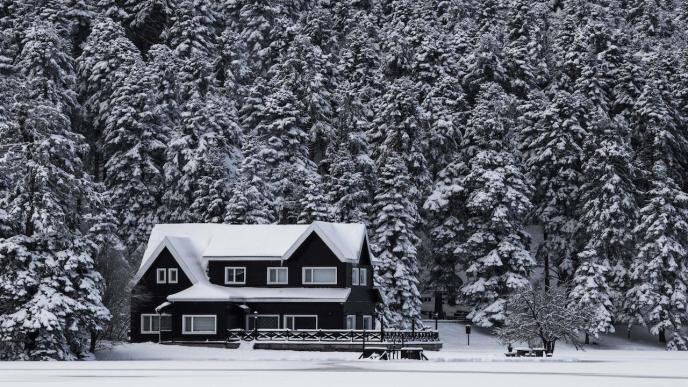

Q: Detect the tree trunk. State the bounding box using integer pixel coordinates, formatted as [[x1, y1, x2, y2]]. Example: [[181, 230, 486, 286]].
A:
[[543, 253, 550, 291], [627, 326, 631, 340], [90, 330, 98, 353], [585, 332, 589, 345], [659, 328, 666, 344]]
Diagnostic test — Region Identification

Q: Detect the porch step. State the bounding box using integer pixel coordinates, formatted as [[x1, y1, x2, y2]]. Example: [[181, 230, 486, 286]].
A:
[[161, 341, 241, 349]]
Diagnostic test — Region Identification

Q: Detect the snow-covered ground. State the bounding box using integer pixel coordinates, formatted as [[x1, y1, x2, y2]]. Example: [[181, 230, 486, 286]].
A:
[[2, 321, 686, 386]]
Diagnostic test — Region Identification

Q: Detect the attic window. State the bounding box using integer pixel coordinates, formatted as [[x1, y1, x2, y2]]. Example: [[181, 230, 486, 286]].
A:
[[168, 268, 178, 284], [156, 268, 166, 284]]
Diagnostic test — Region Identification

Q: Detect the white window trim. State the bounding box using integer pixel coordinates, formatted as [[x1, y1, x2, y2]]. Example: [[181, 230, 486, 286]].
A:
[[284, 315, 319, 330], [359, 267, 368, 286], [140, 313, 171, 334], [362, 315, 373, 330], [352, 267, 359, 286], [224, 267, 246, 285], [245, 314, 280, 330], [182, 315, 217, 335], [168, 268, 178, 284], [156, 268, 166, 284], [267, 267, 288, 285], [302, 267, 338, 285], [345, 315, 356, 330]]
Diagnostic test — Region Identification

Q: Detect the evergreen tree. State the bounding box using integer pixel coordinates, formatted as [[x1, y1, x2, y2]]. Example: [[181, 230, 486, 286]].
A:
[[297, 175, 332, 224], [457, 84, 534, 327], [372, 153, 422, 329]]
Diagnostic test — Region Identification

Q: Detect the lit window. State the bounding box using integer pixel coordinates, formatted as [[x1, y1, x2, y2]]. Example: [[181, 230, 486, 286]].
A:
[[302, 267, 337, 285], [156, 268, 166, 284], [225, 267, 246, 284], [267, 267, 288, 284], [182, 315, 216, 334], [168, 268, 178, 284]]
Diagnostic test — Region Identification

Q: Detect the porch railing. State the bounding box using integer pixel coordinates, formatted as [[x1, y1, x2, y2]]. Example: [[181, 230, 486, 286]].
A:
[[226, 328, 440, 342]]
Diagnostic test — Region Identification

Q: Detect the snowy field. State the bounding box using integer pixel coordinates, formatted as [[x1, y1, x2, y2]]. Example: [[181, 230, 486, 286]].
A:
[[1, 321, 686, 387]]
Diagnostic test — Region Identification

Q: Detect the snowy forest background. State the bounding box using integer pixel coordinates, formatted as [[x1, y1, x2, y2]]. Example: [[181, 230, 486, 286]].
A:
[[1, 0, 688, 359]]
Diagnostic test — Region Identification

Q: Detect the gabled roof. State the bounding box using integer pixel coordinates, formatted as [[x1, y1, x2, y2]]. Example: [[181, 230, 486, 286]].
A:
[[133, 222, 373, 286], [132, 236, 205, 285]]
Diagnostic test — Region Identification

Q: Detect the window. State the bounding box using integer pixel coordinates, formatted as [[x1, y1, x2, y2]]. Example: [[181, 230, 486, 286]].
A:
[[302, 267, 337, 285], [352, 267, 368, 286], [156, 268, 166, 284], [168, 268, 178, 284], [182, 315, 216, 334], [346, 315, 356, 330], [246, 315, 280, 330], [141, 314, 172, 334], [267, 267, 288, 285], [225, 267, 246, 284], [284, 315, 318, 330], [362, 315, 373, 330]]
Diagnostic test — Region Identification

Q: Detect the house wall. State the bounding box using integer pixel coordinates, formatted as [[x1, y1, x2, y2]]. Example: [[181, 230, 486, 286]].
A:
[[130, 247, 192, 343], [207, 234, 350, 288]]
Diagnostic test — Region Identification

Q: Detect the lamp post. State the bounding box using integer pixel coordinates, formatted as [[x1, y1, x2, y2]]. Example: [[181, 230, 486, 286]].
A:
[[434, 312, 439, 330], [253, 311, 259, 340]]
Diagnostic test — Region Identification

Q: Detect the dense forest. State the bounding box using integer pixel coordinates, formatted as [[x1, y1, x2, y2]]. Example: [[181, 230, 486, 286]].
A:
[[1, 0, 688, 359]]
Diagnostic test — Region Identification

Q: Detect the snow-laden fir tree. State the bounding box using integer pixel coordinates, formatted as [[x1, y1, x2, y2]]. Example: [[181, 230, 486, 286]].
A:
[[457, 84, 535, 327], [76, 17, 140, 180], [372, 153, 422, 329], [569, 111, 638, 336], [159, 94, 241, 223], [625, 161, 688, 350], [103, 57, 168, 258], [297, 174, 332, 224], [225, 137, 276, 225], [0, 24, 108, 359]]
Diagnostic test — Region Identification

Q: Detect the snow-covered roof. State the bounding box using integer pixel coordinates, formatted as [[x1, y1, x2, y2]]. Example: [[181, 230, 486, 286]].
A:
[[132, 235, 206, 285], [167, 283, 351, 303], [133, 222, 373, 286]]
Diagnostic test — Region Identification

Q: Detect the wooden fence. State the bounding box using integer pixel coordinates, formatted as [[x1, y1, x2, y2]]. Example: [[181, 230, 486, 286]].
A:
[[226, 328, 440, 342]]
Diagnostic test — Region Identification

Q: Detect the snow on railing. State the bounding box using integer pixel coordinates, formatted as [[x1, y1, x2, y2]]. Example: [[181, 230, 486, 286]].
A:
[[225, 328, 440, 342]]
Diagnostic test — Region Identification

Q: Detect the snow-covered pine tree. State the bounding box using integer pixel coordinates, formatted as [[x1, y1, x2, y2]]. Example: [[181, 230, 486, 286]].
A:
[[297, 174, 332, 224], [159, 94, 241, 223], [103, 57, 168, 258], [0, 24, 108, 360], [76, 17, 141, 180], [569, 111, 638, 337], [372, 153, 422, 329], [625, 161, 688, 350], [225, 137, 276, 225], [457, 83, 534, 327]]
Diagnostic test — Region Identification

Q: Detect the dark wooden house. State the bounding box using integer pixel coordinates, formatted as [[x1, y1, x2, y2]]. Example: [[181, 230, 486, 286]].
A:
[[130, 222, 382, 342]]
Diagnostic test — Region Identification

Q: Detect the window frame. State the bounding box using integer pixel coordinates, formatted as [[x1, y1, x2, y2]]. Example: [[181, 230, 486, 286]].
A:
[[352, 267, 359, 286], [358, 267, 368, 286], [156, 268, 166, 284], [140, 313, 171, 334], [168, 268, 178, 284], [345, 315, 356, 330], [224, 267, 247, 285], [182, 315, 217, 335], [302, 267, 338, 285], [362, 315, 373, 330], [284, 315, 318, 330], [245, 314, 280, 330], [267, 267, 288, 285]]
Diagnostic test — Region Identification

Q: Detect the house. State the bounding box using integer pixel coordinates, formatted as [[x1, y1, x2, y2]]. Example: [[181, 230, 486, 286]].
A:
[[130, 222, 382, 343]]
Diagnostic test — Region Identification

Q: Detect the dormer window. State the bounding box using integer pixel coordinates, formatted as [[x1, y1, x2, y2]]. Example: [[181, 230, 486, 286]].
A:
[[225, 267, 246, 285], [352, 267, 368, 286], [156, 268, 166, 284]]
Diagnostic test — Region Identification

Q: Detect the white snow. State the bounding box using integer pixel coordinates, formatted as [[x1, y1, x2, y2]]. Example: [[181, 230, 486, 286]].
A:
[[167, 283, 351, 302], [0, 322, 686, 386]]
